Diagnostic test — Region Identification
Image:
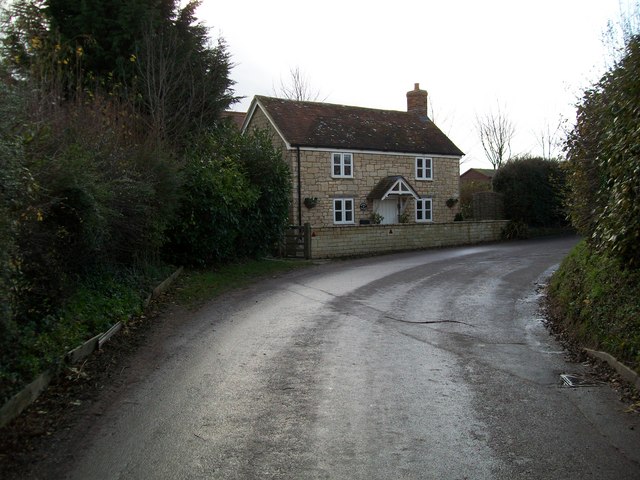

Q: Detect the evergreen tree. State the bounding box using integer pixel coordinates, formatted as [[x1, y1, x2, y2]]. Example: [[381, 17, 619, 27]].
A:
[[1, 0, 235, 141]]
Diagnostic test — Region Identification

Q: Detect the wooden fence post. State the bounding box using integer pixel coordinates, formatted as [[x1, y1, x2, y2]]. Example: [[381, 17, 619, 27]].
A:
[[304, 223, 312, 259]]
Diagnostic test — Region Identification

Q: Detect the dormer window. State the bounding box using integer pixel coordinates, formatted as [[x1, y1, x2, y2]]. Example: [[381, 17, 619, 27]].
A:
[[416, 157, 433, 180], [332, 152, 353, 178]]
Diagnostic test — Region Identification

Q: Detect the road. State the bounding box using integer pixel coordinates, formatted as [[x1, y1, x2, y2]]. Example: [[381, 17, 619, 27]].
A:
[[46, 237, 640, 479]]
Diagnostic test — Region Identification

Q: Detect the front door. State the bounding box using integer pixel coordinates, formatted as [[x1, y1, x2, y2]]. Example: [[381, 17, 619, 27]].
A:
[[373, 199, 398, 224]]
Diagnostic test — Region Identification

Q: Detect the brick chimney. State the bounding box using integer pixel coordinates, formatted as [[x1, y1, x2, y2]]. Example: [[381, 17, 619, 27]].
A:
[[406, 83, 428, 116]]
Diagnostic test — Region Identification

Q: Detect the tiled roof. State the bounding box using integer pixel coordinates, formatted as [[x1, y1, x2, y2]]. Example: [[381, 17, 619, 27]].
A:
[[461, 168, 496, 179], [220, 111, 246, 129], [255, 96, 464, 156]]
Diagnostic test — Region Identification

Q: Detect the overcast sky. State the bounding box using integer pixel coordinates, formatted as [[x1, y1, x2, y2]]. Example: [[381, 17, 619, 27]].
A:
[[198, 0, 632, 170]]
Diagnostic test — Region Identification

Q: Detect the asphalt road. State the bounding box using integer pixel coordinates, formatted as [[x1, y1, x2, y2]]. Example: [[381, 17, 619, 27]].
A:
[[48, 237, 640, 479]]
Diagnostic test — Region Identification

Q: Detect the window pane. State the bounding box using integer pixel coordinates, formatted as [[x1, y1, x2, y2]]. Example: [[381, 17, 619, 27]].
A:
[[344, 164, 351, 176], [344, 153, 352, 164], [345, 211, 352, 222], [425, 158, 432, 178], [334, 164, 341, 175]]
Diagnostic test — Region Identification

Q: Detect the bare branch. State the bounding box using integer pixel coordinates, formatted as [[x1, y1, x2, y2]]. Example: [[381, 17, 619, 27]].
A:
[[534, 118, 564, 160], [475, 104, 515, 169], [274, 66, 324, 101]]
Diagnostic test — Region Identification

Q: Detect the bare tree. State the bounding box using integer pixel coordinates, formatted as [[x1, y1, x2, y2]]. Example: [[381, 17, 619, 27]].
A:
[[133, 19, 234, 147], [535, 118, 564, 160], [274, 66, 324, 101], [475, 104, 516, 169]]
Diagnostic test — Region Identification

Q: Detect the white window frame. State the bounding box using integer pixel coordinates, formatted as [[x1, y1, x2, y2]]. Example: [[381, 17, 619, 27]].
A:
[[333, 198, 355, 224], [415, 156, 433, 180], [416, 197, 433, 223], [332, 152, 354, 178]]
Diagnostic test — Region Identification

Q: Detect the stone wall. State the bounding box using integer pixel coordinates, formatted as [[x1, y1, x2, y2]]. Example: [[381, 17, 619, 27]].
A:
[[309, 220, 508, 258]]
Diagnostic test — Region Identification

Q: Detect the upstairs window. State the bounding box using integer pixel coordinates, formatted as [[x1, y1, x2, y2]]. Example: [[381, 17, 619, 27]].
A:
[[416, 157, 433, 180], [416, 197, 433, 222], [333, 198, 354, 224], [332, 153, 353, 178]]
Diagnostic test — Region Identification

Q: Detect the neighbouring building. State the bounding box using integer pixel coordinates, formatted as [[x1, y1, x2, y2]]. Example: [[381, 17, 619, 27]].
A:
[[242, 83, 464, 228], [460, 167, 496, 188]]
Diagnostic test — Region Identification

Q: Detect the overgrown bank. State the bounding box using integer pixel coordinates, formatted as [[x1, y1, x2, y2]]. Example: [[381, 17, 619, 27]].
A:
[[0, 1, 291, 405], [548, 241, 640, 370], [547, 20, 640, 373]]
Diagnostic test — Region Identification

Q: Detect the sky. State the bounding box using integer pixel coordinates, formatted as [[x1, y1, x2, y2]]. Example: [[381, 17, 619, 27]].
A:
[[197, 0, 633, 171]]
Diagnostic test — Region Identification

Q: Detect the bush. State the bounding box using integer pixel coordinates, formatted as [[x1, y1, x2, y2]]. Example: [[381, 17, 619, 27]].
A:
[[501, 220, 530, 240], [165, 150, 259, 266], [165, 126, 290, 266], [492, 156, 566, 227], [235, 129, 291, 257], [13, 95, 180, 321]]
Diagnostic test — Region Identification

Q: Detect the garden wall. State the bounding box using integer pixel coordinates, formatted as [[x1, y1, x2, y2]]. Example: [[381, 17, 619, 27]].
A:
[[310, 220, 508, 258]]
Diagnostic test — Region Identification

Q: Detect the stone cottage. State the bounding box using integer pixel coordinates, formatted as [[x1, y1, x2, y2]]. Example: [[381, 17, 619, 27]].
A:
[[242, 84, 464, 228]]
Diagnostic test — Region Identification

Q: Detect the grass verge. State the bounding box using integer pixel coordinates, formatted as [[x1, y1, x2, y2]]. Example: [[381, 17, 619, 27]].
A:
[[547, 240, 640, 370], [1, 258, 311, 405], [173, 258, 312, 307], [0, 263, 174, 405]]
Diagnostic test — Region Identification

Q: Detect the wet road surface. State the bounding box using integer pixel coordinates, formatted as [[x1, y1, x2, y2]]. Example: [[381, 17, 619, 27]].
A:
[[47, 237, 640, 478]]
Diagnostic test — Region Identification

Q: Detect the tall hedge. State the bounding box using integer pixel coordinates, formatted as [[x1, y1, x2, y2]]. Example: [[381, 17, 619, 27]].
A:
[[164, 126, 290, 266], [0, 77, 26, 357], [565, 34, 640, 268], [491, 156, 566, 227]]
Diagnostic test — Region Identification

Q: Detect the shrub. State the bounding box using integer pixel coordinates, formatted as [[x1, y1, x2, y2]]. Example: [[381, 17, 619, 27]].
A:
[[13, 95, 180, 321], [165, 139, 259, 266], [492, 156, 566, 227], [501, 220, 530, 240], [165, 127, 290, 266], [234, 129, 291, 257]]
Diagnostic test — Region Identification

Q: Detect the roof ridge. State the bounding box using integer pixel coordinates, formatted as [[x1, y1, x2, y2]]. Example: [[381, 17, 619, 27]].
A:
[[252, 95, 464, 156], [256, 95, 411, 115]]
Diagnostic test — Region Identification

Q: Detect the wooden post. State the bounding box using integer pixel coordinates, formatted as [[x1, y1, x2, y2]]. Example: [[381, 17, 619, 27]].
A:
[[304, 223, 312, 259]]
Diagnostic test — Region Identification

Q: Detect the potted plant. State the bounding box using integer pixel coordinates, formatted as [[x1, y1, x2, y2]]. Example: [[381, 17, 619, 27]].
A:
[[370, 212, 384, 224], [303, 197, 318, 209]]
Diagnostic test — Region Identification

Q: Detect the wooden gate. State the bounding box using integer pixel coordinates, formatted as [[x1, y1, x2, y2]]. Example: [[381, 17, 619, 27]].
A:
[[280, 223, 311, 259]]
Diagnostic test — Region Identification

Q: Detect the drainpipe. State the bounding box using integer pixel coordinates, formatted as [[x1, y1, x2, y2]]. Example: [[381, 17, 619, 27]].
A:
[[296, 146, 302, 226]]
